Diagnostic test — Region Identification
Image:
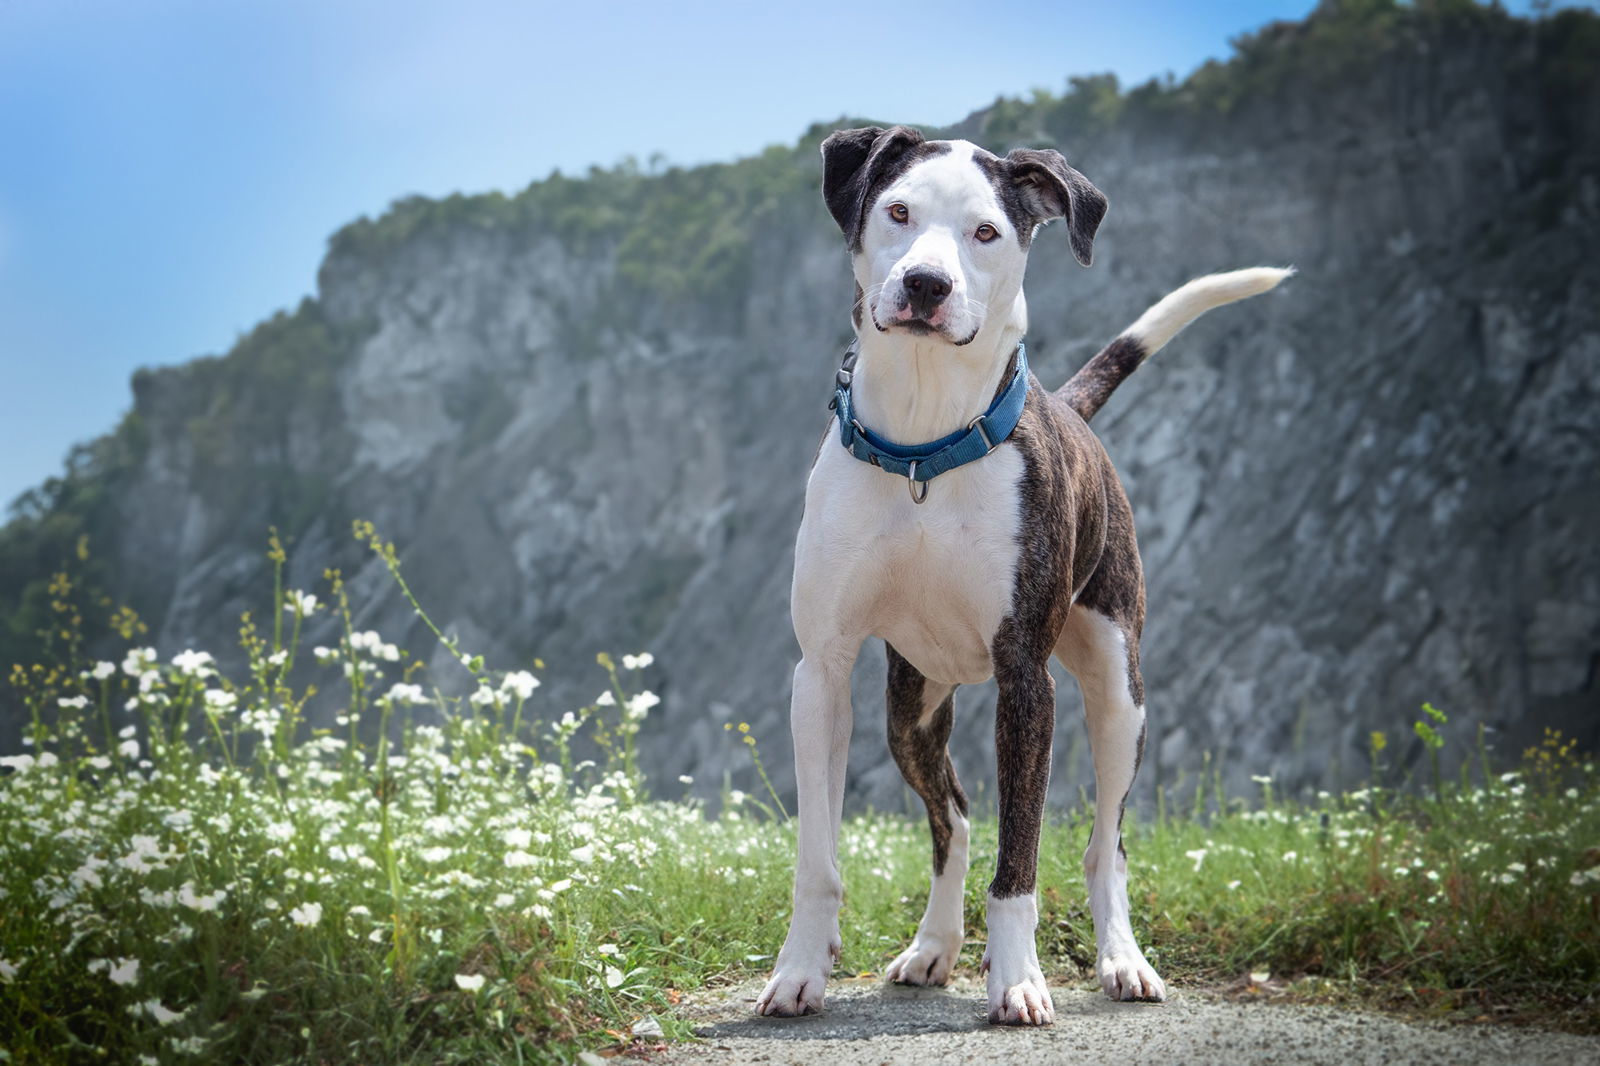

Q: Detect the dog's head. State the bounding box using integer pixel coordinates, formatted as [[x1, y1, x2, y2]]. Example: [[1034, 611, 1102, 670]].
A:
[[821, 126, 1107, 346]]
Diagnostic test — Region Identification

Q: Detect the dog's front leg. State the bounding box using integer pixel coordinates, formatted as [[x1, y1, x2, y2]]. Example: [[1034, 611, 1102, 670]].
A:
[[981, 646, 1056, 1026], [756, 650, 855, 1016]]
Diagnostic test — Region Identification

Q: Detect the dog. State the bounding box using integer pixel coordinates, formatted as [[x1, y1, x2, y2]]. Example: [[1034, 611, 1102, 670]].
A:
[[755, 125, 1289, 1025]]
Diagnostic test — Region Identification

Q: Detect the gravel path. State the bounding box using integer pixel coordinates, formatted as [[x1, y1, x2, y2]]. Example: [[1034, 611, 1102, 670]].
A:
[[635, 977, 1598, 1066]]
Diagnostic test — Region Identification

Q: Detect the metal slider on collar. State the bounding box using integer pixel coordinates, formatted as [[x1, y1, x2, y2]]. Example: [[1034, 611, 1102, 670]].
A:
[[968, 414, 995, 452]]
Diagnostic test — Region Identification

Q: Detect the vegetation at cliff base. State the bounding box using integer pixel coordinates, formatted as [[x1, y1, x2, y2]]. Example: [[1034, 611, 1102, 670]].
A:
[[1, 529, 1598, 1064]]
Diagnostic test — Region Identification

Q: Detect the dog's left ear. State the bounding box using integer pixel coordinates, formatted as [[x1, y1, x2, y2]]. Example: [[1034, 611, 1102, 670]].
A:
[[1005, 148, 1108, 267], [821, 125, 926, 251]]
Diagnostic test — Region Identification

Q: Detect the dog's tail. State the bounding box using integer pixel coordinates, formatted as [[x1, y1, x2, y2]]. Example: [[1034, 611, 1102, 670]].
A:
[[1058, 267, 1294, 422]]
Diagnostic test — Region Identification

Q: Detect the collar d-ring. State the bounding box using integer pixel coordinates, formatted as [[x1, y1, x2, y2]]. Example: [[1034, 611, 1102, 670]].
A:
[[906, 461, 929, 504]]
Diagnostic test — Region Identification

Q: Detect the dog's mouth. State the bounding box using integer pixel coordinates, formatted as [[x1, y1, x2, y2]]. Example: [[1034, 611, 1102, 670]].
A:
[[872, 313, 980, 347]]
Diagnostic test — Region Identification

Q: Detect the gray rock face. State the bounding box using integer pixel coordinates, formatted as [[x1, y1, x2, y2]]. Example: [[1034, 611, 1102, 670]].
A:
[[13, 10, 1600, 816]]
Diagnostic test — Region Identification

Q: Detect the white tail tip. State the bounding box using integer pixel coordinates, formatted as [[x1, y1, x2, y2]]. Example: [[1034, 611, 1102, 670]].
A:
[[1126, 266, 1295, 357]]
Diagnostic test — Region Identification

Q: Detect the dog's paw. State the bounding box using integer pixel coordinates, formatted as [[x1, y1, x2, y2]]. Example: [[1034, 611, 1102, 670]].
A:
[[1098, 950, 1166, 1002], [979, 949, 1054, 1025], [755, 936, 839, 1017], [755, 968, 827, 1017], [884, 930, 961, 987]]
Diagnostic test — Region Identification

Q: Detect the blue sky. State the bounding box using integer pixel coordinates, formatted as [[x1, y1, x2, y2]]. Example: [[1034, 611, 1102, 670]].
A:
[[0, 0, 1572, 507]]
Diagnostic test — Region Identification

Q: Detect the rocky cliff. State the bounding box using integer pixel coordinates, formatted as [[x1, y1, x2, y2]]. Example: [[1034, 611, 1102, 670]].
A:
[[4, 1, 1598, 812]]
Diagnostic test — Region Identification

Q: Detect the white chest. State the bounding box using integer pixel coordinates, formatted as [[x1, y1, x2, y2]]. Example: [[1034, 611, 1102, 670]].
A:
[[790, 438, 1025, 685]]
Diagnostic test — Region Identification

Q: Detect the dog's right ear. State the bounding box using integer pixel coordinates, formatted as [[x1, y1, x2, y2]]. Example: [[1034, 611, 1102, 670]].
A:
[[821, 125, 926, 251]]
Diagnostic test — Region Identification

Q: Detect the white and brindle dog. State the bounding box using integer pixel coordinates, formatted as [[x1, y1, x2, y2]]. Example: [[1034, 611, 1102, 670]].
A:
[[755, 125, 1289, 1026]]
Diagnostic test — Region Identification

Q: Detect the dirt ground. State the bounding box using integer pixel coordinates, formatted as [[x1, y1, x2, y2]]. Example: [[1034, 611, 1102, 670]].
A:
[[627, 977, 1600, 1066]]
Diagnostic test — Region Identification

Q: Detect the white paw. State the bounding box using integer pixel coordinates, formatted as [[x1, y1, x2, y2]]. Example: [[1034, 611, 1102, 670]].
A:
[[755, 937, 839, 1017], [980, 949, 1055, 1025], [884, 930, 961, 986], [1098, 950, 1166, 1002]]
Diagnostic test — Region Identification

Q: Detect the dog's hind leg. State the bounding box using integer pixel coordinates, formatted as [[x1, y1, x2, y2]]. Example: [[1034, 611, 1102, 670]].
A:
[[757, 646, 857, 1017], [883, 645, 969, 987], [982, 633, 1058, 1025], [1059, 603, 1167, 1002]]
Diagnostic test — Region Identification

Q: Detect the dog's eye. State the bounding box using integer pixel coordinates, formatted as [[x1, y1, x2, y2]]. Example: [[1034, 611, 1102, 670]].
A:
[[975, 223, 999, 243], [887, 202, 909, 224]]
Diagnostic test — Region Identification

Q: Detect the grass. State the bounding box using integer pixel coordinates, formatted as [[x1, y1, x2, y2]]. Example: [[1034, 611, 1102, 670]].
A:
[[1, 526, 1597, 1064]]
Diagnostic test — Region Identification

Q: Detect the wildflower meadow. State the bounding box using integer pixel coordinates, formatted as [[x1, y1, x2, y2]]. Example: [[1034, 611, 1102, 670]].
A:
[[1, 525, 1597, 1064]]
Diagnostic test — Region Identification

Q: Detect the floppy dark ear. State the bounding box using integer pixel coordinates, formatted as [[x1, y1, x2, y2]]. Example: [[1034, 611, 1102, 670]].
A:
[[820, 125, 926, 250], [1004, 148, 1108, 266]]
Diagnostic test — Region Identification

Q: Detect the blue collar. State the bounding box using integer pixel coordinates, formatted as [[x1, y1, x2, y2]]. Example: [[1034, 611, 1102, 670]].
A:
[[831, 342, 1031, 503]]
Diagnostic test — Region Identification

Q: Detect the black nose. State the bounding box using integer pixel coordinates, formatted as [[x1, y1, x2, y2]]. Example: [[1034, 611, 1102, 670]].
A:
[[902, 267, 952, 318]]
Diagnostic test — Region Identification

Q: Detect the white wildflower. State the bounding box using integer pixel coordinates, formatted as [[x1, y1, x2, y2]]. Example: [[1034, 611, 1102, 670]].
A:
[[284, 590, 320, 615], [420, 847, 452, 864], [170, 649, 215, 678], [1185, 848, 1207, 873], [624, 691, 659, 721], [58, 695, 90, 710], [571, 845, 595, 865], [504, 850, 536, 869], [87, 755, 111, 770], [71, 855, 108, 889], [385, 683, 427, 706], [501, 670, 540, 700], [469, 686, 499, 707], [622, 652, 654, 670], [596, 690, 615, 707], [108, 958, 140, 986], [678, 774, 693, 785], [91, 660, 117, 680], [177, 882, 226, 912], [454, 973, 485, 992], [122, 647, 157, 677], [0, 754, 36, 774], [605, 966, 625, 989], [503, 827, 532, 849], [139, 999, 187, 1026], [117, 835, 172, 874], [288, 902, 323, 928], [203, 689, 236, 712], [0, 958, 17, 981]]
